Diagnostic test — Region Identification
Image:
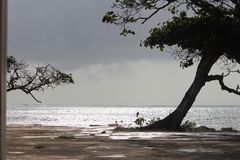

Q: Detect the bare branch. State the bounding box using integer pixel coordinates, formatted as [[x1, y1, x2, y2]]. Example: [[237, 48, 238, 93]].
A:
[[141, 2, 172, 24], [207, 74, 240, 96], [7, 56, 74, 103]]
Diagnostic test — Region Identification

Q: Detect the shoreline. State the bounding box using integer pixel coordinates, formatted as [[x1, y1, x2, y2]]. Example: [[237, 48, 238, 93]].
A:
[[7, 125, 240, 160]]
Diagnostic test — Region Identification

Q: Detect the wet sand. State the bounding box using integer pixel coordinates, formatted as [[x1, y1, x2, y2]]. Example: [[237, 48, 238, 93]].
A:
[[7, 125, 240, 160]]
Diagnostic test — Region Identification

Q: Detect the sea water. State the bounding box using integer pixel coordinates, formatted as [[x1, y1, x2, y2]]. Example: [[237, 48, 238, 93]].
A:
[[7, 105, 240, 130]]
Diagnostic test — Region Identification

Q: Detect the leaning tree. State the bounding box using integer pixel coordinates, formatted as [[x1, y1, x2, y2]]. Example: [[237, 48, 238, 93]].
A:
[[7, 56, 74, 103], [103, 0, 240, 130]]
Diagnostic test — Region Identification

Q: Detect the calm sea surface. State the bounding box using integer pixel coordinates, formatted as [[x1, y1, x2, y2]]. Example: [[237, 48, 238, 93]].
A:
[[7, 105, 240, 130]]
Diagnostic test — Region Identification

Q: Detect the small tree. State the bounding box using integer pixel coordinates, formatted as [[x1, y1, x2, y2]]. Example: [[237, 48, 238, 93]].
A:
[[103, 0, 240, 130], [134, 112, 145, 127], [7, 56, 74, 103]]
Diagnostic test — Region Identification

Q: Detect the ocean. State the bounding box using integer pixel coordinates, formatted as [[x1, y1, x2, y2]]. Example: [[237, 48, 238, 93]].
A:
[[7, 105, 240, 130]]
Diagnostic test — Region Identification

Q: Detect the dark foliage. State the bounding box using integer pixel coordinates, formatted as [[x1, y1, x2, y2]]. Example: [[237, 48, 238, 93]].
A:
[[103, 0, 240, 130]]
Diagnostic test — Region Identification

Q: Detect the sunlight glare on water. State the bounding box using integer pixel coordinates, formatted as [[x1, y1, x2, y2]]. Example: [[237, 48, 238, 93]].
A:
[[7, 105, 240, 130]]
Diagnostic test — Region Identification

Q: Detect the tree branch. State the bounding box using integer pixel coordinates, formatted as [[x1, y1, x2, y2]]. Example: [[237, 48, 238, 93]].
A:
[[28, 92, 42, 103], [141, 2, 172, 24], [207, 74, 240, 96], [7, 56, 74, 103]]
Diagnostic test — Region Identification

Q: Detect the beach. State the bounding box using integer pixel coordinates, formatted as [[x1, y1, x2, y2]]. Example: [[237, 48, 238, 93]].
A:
[[7, 125, 240, 160]]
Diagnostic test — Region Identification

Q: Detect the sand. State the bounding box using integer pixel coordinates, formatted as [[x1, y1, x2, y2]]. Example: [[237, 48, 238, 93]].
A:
[[6, 125, 240, 160]]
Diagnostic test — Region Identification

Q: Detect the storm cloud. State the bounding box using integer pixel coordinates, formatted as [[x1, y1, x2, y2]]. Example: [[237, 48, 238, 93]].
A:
[[8, 0, 169, 70], [7, 0, 240, 105]]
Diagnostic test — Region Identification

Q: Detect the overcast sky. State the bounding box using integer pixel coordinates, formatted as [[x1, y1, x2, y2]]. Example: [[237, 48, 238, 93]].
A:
[[7, 0, 240, 106]]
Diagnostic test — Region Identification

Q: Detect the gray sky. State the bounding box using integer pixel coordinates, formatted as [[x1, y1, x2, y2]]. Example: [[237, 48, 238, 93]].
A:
[[7, 0, 240, 106]]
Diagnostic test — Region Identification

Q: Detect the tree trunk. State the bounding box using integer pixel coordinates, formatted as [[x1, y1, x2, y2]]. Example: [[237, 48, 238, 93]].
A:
[[144, 53, 220, 130]]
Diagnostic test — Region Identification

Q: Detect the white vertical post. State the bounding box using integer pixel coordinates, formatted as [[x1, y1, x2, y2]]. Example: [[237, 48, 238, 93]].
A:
[[0, 0, 7, 159]]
